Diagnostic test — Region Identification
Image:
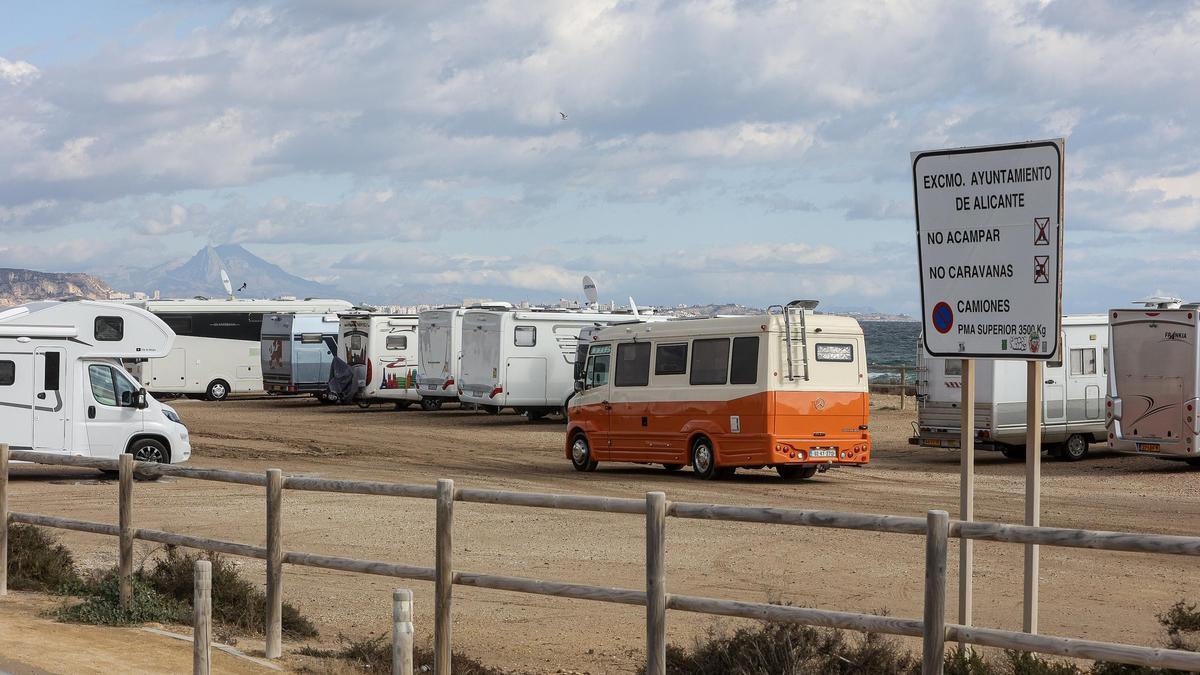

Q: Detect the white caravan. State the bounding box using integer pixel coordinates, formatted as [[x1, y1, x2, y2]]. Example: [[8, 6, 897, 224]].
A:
[[130, 298, 353, 400], [910, 314, 1109, 461], [336, 314, 420, 408], [459, 309, 624, 419], [1107, 302, 1199, 463], [0, 301, 190, 464], [416, 308, 467, 411]]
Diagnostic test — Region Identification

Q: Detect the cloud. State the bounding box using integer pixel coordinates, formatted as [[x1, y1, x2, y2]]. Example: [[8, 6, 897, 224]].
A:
[[0, 57, 38, 84]]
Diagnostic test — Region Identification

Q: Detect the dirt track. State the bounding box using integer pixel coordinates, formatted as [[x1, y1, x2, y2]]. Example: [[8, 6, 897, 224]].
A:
[[6, 394, 1200, 673]]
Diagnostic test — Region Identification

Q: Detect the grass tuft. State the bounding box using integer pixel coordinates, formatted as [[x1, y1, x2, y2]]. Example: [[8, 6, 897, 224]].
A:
[[56, 570, 188, 626], [298, 634, 506, 674]]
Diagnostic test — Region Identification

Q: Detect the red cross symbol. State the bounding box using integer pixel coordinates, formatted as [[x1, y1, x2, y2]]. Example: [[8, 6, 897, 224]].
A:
[[1034, 217, 1050, 246], [1034, 256, 1049, 283]]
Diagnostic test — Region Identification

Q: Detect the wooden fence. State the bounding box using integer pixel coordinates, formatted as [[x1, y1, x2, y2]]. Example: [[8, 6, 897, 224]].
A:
[[3, 444, 1200, 675]]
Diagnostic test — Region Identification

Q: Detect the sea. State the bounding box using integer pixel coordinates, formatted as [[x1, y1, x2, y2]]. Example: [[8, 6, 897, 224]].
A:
[[860, 321, 921, 384]]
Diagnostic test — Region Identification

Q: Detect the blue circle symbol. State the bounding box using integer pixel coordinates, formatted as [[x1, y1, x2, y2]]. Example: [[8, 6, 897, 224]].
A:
[[932, 302, 954, 334]]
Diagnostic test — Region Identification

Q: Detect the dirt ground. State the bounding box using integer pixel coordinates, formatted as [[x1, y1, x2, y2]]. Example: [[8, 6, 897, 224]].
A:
[[5, 394, 1200, 673]]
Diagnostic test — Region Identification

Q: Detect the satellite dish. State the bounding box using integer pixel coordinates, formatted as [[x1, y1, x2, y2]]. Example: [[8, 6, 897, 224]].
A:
[[582, 276, 598, 307], [220, 269, 234, 300]]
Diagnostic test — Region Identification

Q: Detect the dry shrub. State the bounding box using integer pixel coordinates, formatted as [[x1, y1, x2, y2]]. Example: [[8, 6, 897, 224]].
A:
[[5, 523, 81, 592]]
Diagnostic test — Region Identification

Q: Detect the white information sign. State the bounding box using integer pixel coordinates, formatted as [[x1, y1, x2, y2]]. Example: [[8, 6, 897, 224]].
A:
[[912, 140, 1064, 359]]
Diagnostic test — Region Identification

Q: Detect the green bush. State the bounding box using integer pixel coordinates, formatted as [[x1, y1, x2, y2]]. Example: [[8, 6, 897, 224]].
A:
[[299, 634, 505, 674], [141, 547, 318, 639], [57, 570, 188, 626], [5, 523, 81, 592]]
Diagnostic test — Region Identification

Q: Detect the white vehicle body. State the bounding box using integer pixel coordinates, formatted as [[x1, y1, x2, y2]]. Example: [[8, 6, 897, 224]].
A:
[[260, 313, 340, 396], [459, 309, 624, 416], [0, 301, 190, 463], [912, 314, 1109, 459], [416, 309, 467, 406], [1107, 306, 1199, 461], [130, 298, 353, 400], [337, 314, 420, 404]]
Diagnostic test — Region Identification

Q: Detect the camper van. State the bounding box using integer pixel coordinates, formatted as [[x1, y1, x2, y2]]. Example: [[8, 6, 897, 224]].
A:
[[565, 302, 871, 480], [416, 308, 468, 411], [459, 308, 623, 419], [260, 313, 340, 401], [0, 301, 190, 464], [1107, 302, 1200, 463], [910, 314, 1109, 461], [336, 314, 420, 408], [130, 298, 353, 400]]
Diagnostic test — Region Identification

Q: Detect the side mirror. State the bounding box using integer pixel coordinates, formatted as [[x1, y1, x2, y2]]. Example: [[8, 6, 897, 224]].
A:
[[137, 388, 149, 409], [574, 379, 585, 393]]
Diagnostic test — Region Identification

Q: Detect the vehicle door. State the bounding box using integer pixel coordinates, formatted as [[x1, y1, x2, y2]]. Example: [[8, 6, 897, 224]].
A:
[[578, 345, 612, 457], [84, 361, 143, 458], [32, 348, 67, 452], [0, 354, 34, 450], [1067, 345, 1102, 423], [609, 341, 653, 460], [1042, 350, 1067, 437]]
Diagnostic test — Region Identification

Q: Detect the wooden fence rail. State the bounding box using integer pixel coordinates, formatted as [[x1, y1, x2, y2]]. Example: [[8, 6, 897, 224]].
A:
[[4, 445, 1200, 674]]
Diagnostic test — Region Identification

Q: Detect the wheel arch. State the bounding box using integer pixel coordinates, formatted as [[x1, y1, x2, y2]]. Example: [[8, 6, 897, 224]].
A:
[[125, 433, 172, 462]]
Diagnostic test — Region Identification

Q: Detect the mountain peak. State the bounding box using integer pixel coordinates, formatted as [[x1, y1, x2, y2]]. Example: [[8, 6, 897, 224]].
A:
[[115, 244, 342, 300]]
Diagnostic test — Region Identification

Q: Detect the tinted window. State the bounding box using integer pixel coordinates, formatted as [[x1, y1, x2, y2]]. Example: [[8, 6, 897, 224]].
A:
[[815, 343, 854, 362], [95, 316, 124, 341], [944, 359, 962, 376], [89, 364, 118, 406], [44, 352, 60, 391], [301, 333, 324, 345], [164, 315, 193, 334], [514, 326, 536, 347], [155, 312, 260, 341], [0, 360, 13, 386], [654, 344, 687, 375], [386, 335, 408, 351], [690, 338, 729, 385], [615, 342, 651, 387], [730, 337, 759, 385], [1070, 348, 1097, 375]]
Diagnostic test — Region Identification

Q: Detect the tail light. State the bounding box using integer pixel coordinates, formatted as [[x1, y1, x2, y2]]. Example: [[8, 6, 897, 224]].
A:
[[489, 386, 503, 398], [443, 378, 455, 390]]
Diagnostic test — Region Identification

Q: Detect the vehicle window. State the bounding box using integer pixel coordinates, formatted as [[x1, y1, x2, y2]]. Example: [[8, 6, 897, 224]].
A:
[[0, 360, 14, 386], [690, 338, 729, 385], [114, 368, 139, 405], [815, 343, 854, 362], [615, 342, 651, 387], [95, 316, 124, 341], [1103, 347, 1109, 375], [585, 345, 611, 389], [730, 337, 759, 385], [654, 344, 687, 375], [573, 343, 589, 380], [384, 335, 407, 351], [1070, 348, 1097, 375], [89, 364, 118, 406], [944, 359, 963, 377], [514, 326, 536, 347], [164, 316, 192, 334], [301, 333, 324, 345], [44, 352, 60, 391]]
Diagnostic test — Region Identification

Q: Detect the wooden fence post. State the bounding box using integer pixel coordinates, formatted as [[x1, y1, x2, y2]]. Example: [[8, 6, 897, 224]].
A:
[[923, 509, 949, 675], [119, 453, 134, 610], [645, 492, 667, 675], [434, 479, 454, 675], [393, 588, 414, 675], [266, 468, 283, 659], [0, 443, 8, 597], [900, 367, 907, 411], [193, 559, 212, 675]]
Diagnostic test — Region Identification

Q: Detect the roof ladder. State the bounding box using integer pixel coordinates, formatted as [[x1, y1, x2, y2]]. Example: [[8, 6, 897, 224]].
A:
[[780, 305, 811, 382]]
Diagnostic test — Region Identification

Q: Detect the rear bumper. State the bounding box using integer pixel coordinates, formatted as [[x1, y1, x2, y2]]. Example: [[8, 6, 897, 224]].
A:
[[765, 435, 870, 466]]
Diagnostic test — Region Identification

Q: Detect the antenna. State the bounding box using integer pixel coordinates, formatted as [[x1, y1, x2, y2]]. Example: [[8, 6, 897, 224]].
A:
[[1133, 296, 1183, 309], [629, 296, 640, 319], [582, 275, 598, 308], [220, 269, 234, 300]]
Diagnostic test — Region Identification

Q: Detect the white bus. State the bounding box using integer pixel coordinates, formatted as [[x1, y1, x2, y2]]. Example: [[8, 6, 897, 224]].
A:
[[0, 300, 191, 466], [911, 314, 1109, 461], [130, 298, 353, 400], [336, 313, 420, 409]]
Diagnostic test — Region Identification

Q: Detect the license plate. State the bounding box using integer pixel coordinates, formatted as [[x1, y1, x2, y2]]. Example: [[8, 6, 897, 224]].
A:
[[1137, 443, 1161, 453], [809, 448, 837, 458]]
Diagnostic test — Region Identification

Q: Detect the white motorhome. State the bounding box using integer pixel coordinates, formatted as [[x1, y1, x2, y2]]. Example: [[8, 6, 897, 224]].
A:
[[910, 314, 1109, 461], [0, 301, 190, 465], [1107, 301, 1199, 463], [130, 298, 353, 400], [459, 309, 627, 419], [336, 314, 420, 408], [260, 313, 341, 401], [415, 308, 468, 411]]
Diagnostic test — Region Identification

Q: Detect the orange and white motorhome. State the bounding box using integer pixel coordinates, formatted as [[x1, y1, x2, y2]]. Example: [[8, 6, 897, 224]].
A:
[[564, 302, 871, 480]]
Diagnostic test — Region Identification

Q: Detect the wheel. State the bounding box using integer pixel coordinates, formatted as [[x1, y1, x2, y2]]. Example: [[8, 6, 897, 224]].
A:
[[317, 391, 337, 405], [1185, 457, 1200, 467], [484, 405, 501, 415], [526, 409, 548, 421], [420, 397, 442, 412], [1060, 434, 1089, 462], [662, 464, 683, 472], [356, 399, 372, 409], [1000, 445, 1026, 461], [394, 401, 412, 410], [570, 433, 598, 472], [205, 379, 230, 401], [126, 438, 169, 481], [777, 465, 819, 481], [691, 437, 727, 480]]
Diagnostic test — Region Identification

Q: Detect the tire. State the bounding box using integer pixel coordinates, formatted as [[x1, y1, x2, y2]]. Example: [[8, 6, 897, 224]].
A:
[[691, 437, 727, 480], [394, 401, 412, 410], [1000, 445, 1026, 461], [777, 465, 819, 481], [483, 405, 501, 416], [420, 397, 442, 412], [569, 433, 598, 472], [526, 409, 548, 422], [126, 438, 169, 481], [1186, 457, 1200, 468], [1060, 434, 1089, 462], [662, 463, 683, 472], [317, 391, 337, 405], [205, 379, 230, 401], [356, 399, 372, 409]]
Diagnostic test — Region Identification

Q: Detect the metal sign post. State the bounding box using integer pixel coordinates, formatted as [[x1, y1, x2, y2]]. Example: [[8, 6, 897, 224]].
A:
[[912, 139, 1065, 637]]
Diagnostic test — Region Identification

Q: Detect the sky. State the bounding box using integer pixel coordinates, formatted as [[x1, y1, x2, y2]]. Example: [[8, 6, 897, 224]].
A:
[[0, 0, 1197, 314]]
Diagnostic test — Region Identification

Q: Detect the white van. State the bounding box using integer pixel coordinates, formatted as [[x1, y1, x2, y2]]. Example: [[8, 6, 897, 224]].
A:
[[459, 309, 625, 419], [336, 314, 420, 408], [910, 314, 1109, 461], [1107, 303, 1199, 463], [0, 301, 191, 465], [416, 308, 467, 411], [260, 313, 340, 401]]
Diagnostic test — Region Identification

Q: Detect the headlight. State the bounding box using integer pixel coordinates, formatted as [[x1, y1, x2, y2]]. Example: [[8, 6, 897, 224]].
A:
[[163, 409, 182, 425]]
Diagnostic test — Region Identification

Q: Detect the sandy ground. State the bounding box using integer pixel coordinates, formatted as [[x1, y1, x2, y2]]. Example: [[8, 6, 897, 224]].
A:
[[5, 393, 1200, 673]]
